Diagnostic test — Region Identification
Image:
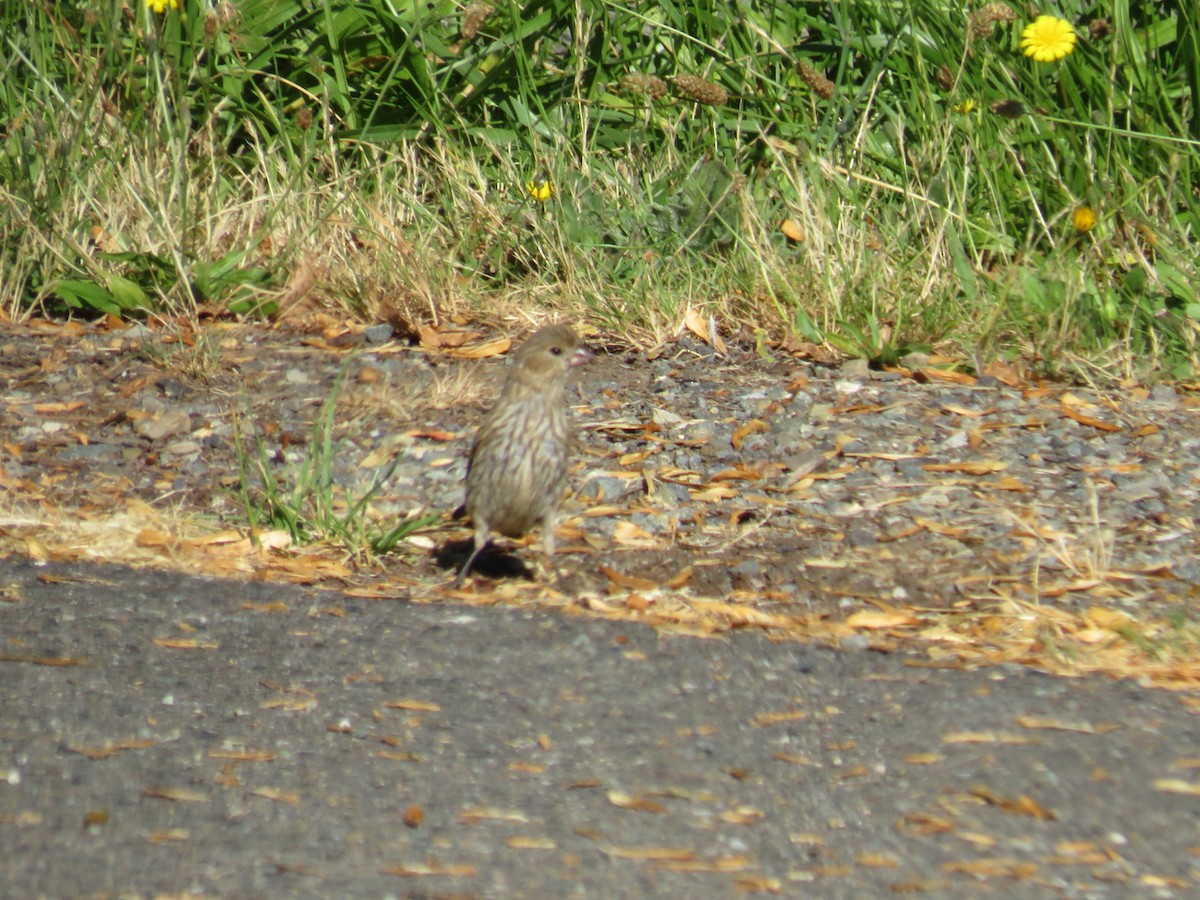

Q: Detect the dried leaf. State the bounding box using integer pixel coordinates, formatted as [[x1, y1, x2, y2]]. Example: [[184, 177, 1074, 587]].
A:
[[922, 460, 1008, 475], [919, 369, 977, 385], [600, 566, 659, 591], [607, 790, 666, 813], [1083, 607, 1132, 630], [1061, 404, 1121, 432], [857, 852, 900, 868], [0, 653, 84, 666], [984, 476, 1032, 492], [417, 325, 479, 350], [612, 521, 658, 548], [681, 307, 727, 352], [649, 855, 755, 873], [447, 337, 511, 359], [941, 858, 1038, 879], [208, 749, 277, 762], [664, 600, 778, 629], [733, 875, 783, 892], [459, 807, 529, 824], [31, 401, 86, 414], [691, 485, 739, 502], [903, 753, 944, 765], [780, 219, 805, 242], [942, 404, 992, 418], [1015, 716, 1114, 734], [403, 804, 424, 828], [260, 697, 317, 712], [753, 710, 807, 727], [152, 638, 219, 650], [897, 814, 955, 836], [251, 787, 300, 805], [731, 419, 769, 450], [969, 785, 1056, 820], [983, 360, 1025, 386], [567, 779, 604, 790], [382, 862, 478, 877], [407, 428, 458, 442], [773, 752, 819, 766], [384, 699, 441, 712], [67, 738, 157, 760], [914, 517, 969, 538], [146, 829, 190, 842], [241, 602, 288, 613], [506, 836, 557, 850], [1046, 840, 1108, 865], [135, 529, 176, 548], [142, 787, 209, 803], [508, 761, 545, 773], [252, 530, 293, 550], [710, 465, 766, 482], [1059, 393, 1122, 430], [943, 732, 1036, 745], [602, 845, 697, 861], [719, 806, 764, 825], [844, 610, 920, 630], [1153, 779, 1200, 796]]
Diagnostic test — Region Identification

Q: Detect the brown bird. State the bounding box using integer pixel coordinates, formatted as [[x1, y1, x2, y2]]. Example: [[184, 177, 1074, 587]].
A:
[[458, 324, 592, 583]]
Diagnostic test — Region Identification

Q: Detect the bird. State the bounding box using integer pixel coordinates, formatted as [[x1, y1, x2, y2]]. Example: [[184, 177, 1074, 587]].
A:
[[458, 324, 592, 584]]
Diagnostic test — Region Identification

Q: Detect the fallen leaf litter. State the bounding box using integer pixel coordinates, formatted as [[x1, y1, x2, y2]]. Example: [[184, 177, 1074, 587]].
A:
[[1, 318, 1198, 691]]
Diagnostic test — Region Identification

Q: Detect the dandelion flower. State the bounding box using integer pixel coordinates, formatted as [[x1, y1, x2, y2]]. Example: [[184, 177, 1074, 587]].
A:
[[1072, 206, 1097, 232], [953, 99, 977, 114], [526, 172, 554, 203], [1021, 16, 1076, 62], [147, 0, 180, 12]]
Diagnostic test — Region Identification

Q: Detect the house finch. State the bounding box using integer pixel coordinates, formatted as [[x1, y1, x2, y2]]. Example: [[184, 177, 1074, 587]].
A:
[[458, 324, 592, 583]]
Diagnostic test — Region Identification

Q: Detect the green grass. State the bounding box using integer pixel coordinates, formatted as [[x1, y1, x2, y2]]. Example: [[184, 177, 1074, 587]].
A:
[[233, 359, 440, 558], [2, 0, 1197, 379]]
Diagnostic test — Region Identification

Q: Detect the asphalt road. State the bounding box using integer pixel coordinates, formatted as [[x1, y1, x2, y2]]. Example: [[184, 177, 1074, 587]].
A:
[[2, 554, 1198, 898]]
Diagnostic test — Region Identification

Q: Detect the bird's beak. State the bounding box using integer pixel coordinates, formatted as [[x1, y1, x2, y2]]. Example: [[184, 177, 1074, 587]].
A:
[[570, 347, 594, 368]]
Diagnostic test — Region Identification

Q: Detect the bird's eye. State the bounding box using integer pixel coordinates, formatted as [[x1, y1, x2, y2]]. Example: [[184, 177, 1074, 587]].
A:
[[550, 346, 563, 355]]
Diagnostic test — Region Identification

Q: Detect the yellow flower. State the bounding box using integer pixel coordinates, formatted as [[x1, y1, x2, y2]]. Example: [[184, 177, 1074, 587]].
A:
[[1020, 16, 1077, 62], [147, 0, 180, 11], [525, 172, 554, 203], [953, 99, 977, 114], [1072, 206, 1097, 232]]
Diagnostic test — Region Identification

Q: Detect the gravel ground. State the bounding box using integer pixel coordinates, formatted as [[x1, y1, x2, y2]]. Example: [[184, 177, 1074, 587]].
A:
[[2, 319, 1200, 896], [2, 320, 1197, 609]]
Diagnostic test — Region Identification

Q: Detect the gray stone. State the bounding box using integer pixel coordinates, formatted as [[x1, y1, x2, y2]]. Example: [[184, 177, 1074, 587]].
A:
[[135, 408, 191, 441], [363, 323, 395, 344]]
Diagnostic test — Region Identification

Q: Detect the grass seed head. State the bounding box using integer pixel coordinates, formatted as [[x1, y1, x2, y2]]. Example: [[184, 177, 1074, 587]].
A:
[[620, 73, 668, 100], [795, 61, 835, 99], [968, 3, 1018, 41], [669, 74, 728, 106], [935, 65, 955, 93], [461, 3, 494, 41]]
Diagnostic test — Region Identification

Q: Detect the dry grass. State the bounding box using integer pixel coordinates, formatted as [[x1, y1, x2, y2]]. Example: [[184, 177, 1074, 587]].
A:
[[5, 94, 1195, 382]]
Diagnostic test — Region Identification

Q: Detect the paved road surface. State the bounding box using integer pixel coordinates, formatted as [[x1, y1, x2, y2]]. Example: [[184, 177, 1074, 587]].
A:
[[2, 555, 1198, 898]]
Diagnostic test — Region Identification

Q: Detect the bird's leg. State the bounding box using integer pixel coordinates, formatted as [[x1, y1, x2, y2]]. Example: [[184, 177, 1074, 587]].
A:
[[537, 514, 561, 582], [455, 525, 490, 587]]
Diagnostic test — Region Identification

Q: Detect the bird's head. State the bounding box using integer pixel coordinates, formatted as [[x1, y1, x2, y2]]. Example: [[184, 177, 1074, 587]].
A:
[[508, 324, 592, 387]]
